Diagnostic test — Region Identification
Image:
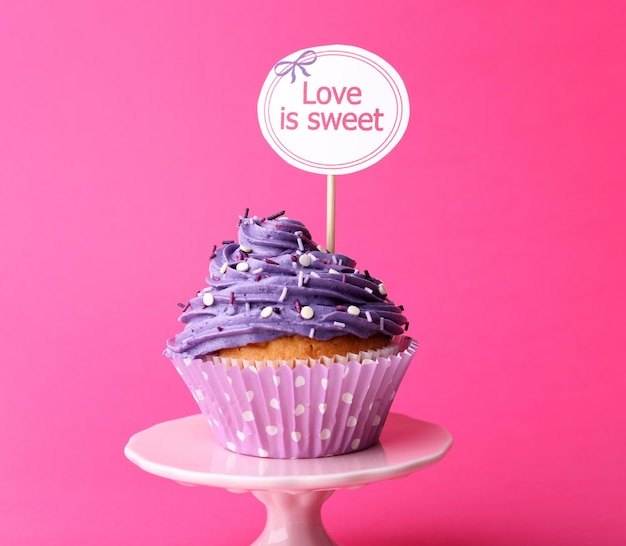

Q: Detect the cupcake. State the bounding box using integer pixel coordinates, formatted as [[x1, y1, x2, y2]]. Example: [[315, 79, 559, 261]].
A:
[[165, 211, 416, 458]]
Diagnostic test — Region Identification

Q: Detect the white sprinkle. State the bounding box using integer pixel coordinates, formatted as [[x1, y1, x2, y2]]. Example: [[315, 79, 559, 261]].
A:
[[298, 254, 311, 267], [364, 287, 373, 294], [239, 244, 253, 253], [236, 262, 249, 272], [291, 260, 297, 268], [310, 271, 320, 278], [331, 255, 338, 264], [294, 230, 303, 236], [379, 317, 385, 331], [261, 306, 273, 318], [338, 258, 343, 266], [303, 275, 310, 285], [333, 321, 346, 328], [298, 271, 304, 287], [347, 305, 360, 316], [252, 267, 264, 275], [329, 268, 340, 275], [220, 262, 228, 274], [317, 245, 327, 252], [245, 302, 251, 312], [297, 237, 304, 251], [278, 286, 288, 302], [353, 269, 359, 274], [300, 306, 315, 319], [378, 283, 387, 296], [365, 311, 373, 322], [309, 327, 315, 339], [309, 254, 319, 262], [202, 293, 215, 306]]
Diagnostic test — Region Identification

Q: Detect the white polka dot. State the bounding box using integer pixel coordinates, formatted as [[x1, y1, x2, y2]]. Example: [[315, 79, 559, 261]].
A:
[[343, 367, 350, 377], [176, 367, 183, 376], [236, 430, 245, 441], [195, 389, 204, 401], [246, 390, 255, 402], [372, 415, 381, 426], [342, 392, 353, 404], [227, 376, 233, 384], [265, 425, 278, 436], [202, 371, 208, 380], [224, 392, 230, 401], [320, 429, 331, 440], [261, 306, 273, 318], [298, 254, 311, 267], [291, 431, 302, 442], [270, 398, 280, 409], [258, 448, 269, 458], [236, 262, 249, 272], [319, 404, 327, 414], [295, 404, 305, 416], [226, 442, 236, 451], [321, 378, 328, 390], [295, 376, 306, 387], [243, 411, 254, 421], [351, 439, 361, 450], [300, 306, 315, 319], [273, 376, 281, 386], [213, 419, 220, 427], [346, 416, 357, 428], [202, 293, 215, 306]]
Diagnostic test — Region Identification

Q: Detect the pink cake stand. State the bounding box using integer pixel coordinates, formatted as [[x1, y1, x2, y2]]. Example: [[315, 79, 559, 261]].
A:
[[124, 413, 452, 546]]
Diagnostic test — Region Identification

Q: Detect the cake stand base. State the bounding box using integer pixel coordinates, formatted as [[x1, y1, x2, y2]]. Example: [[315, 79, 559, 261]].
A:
[[125, 413, 452, 546]]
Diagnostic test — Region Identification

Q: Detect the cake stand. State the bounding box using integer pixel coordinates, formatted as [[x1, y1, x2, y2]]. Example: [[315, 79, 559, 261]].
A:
[[124, 413, 452, 546]]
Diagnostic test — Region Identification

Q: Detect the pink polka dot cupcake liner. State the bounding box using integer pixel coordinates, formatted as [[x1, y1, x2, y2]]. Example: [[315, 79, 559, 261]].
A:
[[169, 336, 417, 459]]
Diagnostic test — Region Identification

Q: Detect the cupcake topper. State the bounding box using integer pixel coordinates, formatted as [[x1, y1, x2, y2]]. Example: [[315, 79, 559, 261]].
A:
[[258, 44, 410, 252]]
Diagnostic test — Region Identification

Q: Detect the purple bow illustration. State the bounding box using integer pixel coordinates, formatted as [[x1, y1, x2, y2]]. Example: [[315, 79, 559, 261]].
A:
[[274, 50, 317, 83]]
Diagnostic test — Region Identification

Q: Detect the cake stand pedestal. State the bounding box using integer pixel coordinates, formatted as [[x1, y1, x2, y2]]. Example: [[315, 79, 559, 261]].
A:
[[124, 413, 452, 546]]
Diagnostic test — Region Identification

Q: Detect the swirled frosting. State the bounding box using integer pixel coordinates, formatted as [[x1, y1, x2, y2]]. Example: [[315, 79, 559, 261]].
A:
[[165, 213, 408, 359]]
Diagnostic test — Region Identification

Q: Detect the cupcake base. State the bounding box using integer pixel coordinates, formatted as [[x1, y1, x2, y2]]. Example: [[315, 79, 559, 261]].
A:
[[170, 336, 417, 459]]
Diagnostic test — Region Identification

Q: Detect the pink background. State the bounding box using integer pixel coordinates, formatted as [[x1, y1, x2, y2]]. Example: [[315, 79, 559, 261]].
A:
[[1, 1, 625, 544]]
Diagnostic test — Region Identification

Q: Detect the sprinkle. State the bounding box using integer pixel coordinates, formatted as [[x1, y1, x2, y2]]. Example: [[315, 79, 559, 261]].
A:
[[399, 305, 404, 311], [379, 317, 385, 331], [378, 283, 387, 296], [309, 327, 316, 338], [336, 305, 347, 311], [364, 287, 373, 294], [202, 293, 215, 306], [303, 275, 310, 285], [252, 267, 264, 275], [267, 210, 286, 220], [298, 254, 311, 267], [333, 321, 346, 328], [310, 271, 320, 278], [209, 244, 217, 259], [294, 230, 303, 236], [243, 207, 249, 218], [291, 255, 297, 262], [222, 239, 234, 244], [297, 271, 304, 287], [291, 260, 297, 268], [297, 237, 305, 251], [260, 306, 273, 318], [342, 274, 347, 283], [254, 274, 262, 282], [264, 258, 279, 265], [329, 268, 340, 275], [365, 311, 373, 322], [347, 305, 360, 316], [309, 254, 319, 262], [404, 322, 410, 331], [331, 255, 338, 264], [245, 302, 251, 312], [236, 262, 249, 272], [177, 302, 185, 308], [273, 307, 281, 314], [317, 245, 327, 252], [294, 299, 302, 313], [364, 270, 372, 279], [217, 326, 223, 332], [229, 292, 235, 305], [220, 263, 228, 274], [240, 244, 252, 253], [278, 287, 288, 302], [300, 306, 314, 319]]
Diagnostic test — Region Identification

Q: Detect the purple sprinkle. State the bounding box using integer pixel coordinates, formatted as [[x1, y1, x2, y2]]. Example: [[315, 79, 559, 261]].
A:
[[294, 299, 302, 313], [229, 292, 235, 305], [336, 305, 347, 311], [254, 274, 262, 282], [217, 326, 223, 332], [267, 210, 286, 220], [264, 258, 279, 265], [404, 322, 410, 331], [244, 207, 249, 218], [222, 240, 234, 244], [177, 302, 185, 308], [342, 274, 347, 283]]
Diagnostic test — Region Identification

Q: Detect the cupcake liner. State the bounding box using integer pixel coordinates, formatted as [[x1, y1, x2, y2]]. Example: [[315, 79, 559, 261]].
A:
[[170, 336, 417, 459]]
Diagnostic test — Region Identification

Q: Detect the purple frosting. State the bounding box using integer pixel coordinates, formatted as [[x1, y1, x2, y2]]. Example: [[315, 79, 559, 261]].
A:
[[165, 214, 408, 359]]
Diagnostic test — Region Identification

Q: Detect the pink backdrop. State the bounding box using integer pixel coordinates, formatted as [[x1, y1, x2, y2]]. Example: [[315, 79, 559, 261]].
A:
[[1, 1, 625, 544]]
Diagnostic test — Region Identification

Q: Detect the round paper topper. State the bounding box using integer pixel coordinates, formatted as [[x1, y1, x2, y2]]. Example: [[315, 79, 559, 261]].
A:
[[258, 45, 410, 175]]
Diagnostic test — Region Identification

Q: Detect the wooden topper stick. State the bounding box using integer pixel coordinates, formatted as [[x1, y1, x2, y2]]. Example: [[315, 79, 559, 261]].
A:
[[326, 174, 336, 252]]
